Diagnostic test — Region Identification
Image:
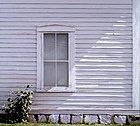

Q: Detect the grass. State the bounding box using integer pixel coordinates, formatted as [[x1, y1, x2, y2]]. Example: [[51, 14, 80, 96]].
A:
[[0, 124, 139, 126]]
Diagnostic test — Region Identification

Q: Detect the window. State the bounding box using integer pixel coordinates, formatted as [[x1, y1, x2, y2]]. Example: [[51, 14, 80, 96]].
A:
[[36, 24, 75, 92], [44, 33, 68, 87]]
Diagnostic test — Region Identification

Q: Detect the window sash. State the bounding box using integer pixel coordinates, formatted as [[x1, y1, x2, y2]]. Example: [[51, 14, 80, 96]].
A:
[[44, 60, 68, 62], [43, 33, 69, 87], [44, 62, 69, 87]]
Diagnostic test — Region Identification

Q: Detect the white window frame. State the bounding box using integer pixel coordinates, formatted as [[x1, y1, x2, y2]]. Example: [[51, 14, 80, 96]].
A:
[[133, 0, 140, 110], [36, 24, 76, 92]]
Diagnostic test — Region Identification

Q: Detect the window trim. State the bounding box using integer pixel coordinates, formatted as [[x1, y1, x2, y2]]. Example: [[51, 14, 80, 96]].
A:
[[132, 0, 140, 110], [36, 24, 76, 92]]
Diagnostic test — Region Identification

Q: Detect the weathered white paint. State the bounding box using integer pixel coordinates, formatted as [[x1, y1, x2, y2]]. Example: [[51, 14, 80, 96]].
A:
[[132, 0, 140, 110], [0, 0, 138, 114]]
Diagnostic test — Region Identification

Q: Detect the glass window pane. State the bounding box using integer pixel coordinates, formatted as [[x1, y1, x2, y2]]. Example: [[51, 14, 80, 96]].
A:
[[44, 62, 56, 86], [44, 33, 55, 60], [57, 34, 68, 60], [57, 62, 68, 87]]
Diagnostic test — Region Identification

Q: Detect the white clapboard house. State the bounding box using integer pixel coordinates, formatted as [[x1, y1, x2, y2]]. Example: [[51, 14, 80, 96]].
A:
[[0, 0, 140, 114]]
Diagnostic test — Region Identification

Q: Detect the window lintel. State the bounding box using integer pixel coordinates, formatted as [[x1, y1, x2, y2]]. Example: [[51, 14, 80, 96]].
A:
[[37, 24, 75, 32]]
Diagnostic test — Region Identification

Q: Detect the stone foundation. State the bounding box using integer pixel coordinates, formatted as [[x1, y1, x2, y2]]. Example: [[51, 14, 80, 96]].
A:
[[26, 114, 140, 124]]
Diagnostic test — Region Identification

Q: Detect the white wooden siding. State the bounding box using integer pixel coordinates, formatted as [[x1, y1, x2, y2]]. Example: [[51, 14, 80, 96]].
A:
[[0, 0, 133, 112]]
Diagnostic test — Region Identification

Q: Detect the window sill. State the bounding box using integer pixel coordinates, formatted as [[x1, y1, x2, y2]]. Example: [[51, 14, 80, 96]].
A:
[[36, 87, 76, 93]]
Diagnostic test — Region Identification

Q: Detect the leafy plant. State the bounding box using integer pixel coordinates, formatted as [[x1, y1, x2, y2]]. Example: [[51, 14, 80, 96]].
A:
[[2, 85, 33, 123]]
